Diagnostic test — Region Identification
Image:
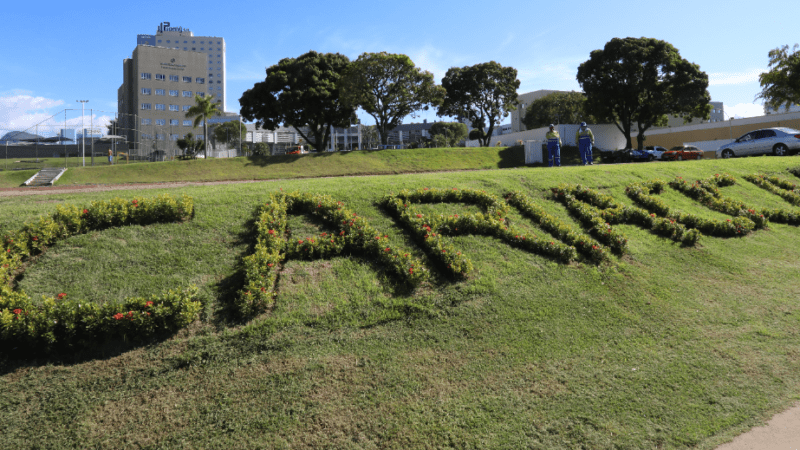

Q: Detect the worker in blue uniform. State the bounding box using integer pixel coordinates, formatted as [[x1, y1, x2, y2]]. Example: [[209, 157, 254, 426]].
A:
[[546, 124, 561, 167], [575, 122, 595, 165]]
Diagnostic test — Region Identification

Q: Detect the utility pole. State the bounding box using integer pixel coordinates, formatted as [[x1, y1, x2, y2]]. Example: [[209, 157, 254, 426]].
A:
[[77, 100, 88, 166]]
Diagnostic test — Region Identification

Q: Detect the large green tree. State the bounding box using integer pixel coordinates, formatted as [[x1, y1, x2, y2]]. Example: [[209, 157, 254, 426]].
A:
[[239, 51, 355, 151], [185, 94, 222, 158], [577, 37, 711, 149], [211, 120, 247, 149], [438, 61, 519, 148], [340, 52, 445, 146], [429, 122, 468, 147], [522, 91, 594, 130], [757, 44, 800, 112]]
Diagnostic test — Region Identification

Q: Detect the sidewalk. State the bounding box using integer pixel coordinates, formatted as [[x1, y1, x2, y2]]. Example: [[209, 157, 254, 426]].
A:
[[716, 403, 800, 449]]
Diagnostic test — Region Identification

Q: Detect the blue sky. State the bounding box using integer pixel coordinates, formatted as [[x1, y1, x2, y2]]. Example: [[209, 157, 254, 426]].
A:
[[1, 0, 795, 135]]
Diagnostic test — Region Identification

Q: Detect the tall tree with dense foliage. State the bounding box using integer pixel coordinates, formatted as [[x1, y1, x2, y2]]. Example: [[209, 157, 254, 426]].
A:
[[757, 44, 800, 112], [211, 120, 247, 149], [429, 122, 468, 147], [577, 37, 711, 149], [239, 51, 355, 151], [438, 61, 520, 147], [185, 94, 222, 158], [339, 52, 445, 146], [522, 91, 594, 130]]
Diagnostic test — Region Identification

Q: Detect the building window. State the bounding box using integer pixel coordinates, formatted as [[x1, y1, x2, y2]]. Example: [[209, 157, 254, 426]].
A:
[[196, 77, 205, 84], [141, 88, 151, 95], [156, 119, 166, 126], [166, 40, 170, 43], [170, 119, 179, 126], [169, 90, 178, 97], [170, 134, 179, 141], [141, 133, 152, 140], [155, 104, 165, 111], [183, 120, 192, 126], [183, 76, 192, 83], [157, 40, 162, 43], [192, 40, 196, 43], [182, 105, 190, 111], [155, 89, 165, 96], [170, 75, 179, 82], [156, 134, 165, 140], [141, 118, 151, 125], [141, 73, 151, 80], [183, 47, 187, 50], [141, 103, 151, 110], [192, 48, 196, 51], [196, 135, 204, 140], [197, 92, 205, 97], [182, 90, 192, 97], [156, 74, 165, 81], [169, 105, 179, 111]]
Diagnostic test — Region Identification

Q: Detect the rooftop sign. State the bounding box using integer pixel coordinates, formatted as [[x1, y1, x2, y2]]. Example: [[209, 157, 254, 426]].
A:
[[157, 22, 190, 33]]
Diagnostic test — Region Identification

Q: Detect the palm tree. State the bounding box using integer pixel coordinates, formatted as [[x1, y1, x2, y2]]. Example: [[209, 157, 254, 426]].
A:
[[185, 94, 222, 159]]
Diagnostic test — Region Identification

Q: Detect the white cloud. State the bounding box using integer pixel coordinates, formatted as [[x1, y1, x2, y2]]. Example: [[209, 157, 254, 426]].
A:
[[0, 94, 65, 132], [708, 69, 763, 86], [725, 102, 765, 119]]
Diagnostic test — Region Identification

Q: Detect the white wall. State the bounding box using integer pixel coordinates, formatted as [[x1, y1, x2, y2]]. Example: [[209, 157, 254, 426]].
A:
[[467, 124, 629, 150]]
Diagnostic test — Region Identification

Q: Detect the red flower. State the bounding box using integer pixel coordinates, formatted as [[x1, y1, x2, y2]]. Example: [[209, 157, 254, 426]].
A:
[[57, 293, 67, 299], [339, 230, 345, 236], [127, 311, 134, 318], [13, 308, 21, 315], [145, 301, 154, 307], [261, 287, 266, 292], [268, 229, 275, 235], [132, 199, 138, 205], [267, 263, 274, 267], [385, 247, 391, 252], [416, 214, 422, 218], [298, 240, 304, 244], [83, 209, 88, 214], [32, 237, 38, 241], [113, 313, 124, 320]]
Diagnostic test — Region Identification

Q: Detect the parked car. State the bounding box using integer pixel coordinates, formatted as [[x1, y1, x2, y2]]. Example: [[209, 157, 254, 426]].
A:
[[644, 145, 668, 160], [662, 145, 703, 161], [716, 127, 800, 159], [628, 148, 660, 162]]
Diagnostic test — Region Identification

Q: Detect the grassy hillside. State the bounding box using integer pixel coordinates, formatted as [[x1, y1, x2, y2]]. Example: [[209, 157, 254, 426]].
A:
[[2, 157, 800, 448], [0, 146, 528, 188]]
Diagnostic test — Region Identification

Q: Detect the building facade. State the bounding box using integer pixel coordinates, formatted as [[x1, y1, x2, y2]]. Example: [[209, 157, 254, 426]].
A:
[[117, 45, 210, 154], [137, 22, 227, 110]]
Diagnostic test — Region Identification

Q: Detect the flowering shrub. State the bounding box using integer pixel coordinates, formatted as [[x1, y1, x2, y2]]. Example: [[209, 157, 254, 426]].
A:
[[238, 192, 428, 317], [745, 173, 800, 206], [668, 174, 796, 230], [550, 185, 634, 251], [505, 191, 608, 262], [0, 195, 200, 351], [380, 188, 577, 278]]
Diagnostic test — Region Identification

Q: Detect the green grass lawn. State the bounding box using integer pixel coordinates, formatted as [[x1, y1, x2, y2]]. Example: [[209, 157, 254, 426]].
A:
[[2, 154, 800, 448]]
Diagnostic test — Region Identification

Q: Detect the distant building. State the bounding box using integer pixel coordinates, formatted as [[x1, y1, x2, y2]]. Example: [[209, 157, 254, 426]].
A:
[[137, 22, 227, 110], [656, 101, 725, 127], [117, 45, 209, 148], [765, 103, 800, 114]]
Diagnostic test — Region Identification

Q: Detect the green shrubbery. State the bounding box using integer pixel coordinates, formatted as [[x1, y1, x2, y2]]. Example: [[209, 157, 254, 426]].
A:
[[0, 194, 200, 351]]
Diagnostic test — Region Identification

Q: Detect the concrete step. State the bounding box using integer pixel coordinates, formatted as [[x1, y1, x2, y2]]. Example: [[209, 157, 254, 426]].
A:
[[24, 168, 67, 187]]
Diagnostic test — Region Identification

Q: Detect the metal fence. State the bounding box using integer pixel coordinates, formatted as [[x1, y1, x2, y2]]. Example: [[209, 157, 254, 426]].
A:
[[1, 108, 242, 172]]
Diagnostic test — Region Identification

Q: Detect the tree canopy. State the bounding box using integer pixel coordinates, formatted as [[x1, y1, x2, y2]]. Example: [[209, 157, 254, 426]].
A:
[[429, 122, 468, 147], [438, 61, 519, 147], [211, 120, 246, 149], [577, 37, 711, 149], [239, 51, 355, 150], [185, 94, 222, 158], [522, 92, 594, 130], [339, 52, 445, 146], [757, 44, 800, 112], [176, 132, 204, 158]]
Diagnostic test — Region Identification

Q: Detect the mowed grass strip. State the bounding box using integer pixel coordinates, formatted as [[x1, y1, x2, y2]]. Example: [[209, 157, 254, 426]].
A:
[[2, 157, 800, 448]]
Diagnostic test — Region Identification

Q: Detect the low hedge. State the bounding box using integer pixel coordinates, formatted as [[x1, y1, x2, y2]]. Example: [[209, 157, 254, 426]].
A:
[[0, 194, 200, 351]]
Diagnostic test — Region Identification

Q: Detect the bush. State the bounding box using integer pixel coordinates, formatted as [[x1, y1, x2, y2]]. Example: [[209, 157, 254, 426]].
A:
[[468, 129, 484, 141]]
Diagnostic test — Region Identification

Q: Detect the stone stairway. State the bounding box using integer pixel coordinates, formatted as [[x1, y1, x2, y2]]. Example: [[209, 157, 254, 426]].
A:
[[24, 168, 67, 187]]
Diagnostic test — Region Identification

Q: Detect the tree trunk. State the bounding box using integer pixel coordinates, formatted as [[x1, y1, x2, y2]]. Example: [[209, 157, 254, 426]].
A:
[[203, 118, 208, 159]]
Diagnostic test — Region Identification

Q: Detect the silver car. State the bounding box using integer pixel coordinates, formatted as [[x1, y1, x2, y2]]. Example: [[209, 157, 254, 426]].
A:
[[717, 127, 800, 159]]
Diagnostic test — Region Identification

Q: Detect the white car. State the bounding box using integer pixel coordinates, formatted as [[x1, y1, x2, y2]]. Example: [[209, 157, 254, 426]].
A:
[[717, 127, 800, 159], [644, 145, 668, 160]]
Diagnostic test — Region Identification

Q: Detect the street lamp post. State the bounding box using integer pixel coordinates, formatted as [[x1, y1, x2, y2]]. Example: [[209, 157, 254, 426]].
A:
[[77, 100, 88, 166]]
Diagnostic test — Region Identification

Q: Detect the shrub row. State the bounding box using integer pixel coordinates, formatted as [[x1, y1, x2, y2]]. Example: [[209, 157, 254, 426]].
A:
[[744, 173, 800, 206], [0, 195, 201, 350], [626, 177, 754, 238], [555, 183, 702, 246], [380, 188, 577, 277], [505, 191, 608, 262], [669, 173, 800, 228], [238, 192, 429, 316]]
